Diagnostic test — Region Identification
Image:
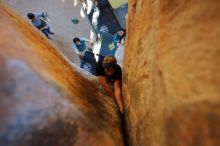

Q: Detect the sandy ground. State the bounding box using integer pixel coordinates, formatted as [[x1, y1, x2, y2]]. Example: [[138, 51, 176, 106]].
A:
[[4, 0, 94, 66]]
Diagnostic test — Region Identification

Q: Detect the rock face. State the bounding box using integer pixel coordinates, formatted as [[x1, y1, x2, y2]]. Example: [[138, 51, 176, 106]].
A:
[[123, 0, 220, 146], [0, 3, 123, 146]]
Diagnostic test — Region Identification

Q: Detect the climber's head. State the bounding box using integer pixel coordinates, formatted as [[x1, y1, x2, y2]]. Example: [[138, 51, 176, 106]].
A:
[[102, 56, 117, 76]]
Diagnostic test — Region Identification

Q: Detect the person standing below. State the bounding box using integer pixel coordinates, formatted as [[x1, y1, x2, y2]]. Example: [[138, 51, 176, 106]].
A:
[[96, 56, 124, 114], [113, 28, 126, 47], [72, 37, 93, 67], [114, 28, 126, 67], [27, 13, 54, 39]]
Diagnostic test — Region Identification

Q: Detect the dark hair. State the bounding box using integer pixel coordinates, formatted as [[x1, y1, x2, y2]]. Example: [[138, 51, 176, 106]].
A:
[[117, 28, 126, 39], [27, 13, 35, 19], [118, 28, 126, 37], [118, 28, 125, 31], [73, 37, 80, 44]]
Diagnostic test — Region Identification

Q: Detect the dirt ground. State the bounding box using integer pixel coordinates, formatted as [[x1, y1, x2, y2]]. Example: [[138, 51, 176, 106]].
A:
[[4, 0, 94, 66]]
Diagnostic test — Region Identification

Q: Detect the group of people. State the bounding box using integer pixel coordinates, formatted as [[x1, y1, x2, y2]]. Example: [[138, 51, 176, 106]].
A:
[[72, 28, 126, 62], [27, 11, 126, 114], [71, 29, 126, 114]]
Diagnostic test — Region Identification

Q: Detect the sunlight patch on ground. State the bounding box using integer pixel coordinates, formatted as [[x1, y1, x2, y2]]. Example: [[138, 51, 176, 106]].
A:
[[86, 0, 93, 14], [91, 8, 99, 28], [93, 40, 101, 62], [73, 0, 78, 7], [80, 7, 85, 18], [90, 29, 95, 41]]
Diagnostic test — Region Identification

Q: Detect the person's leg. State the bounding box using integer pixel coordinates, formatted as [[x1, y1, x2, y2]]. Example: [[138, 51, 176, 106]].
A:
[[41, 29, 50, 39], [47, 27, 54, 34], [80, 59, 84, 68]]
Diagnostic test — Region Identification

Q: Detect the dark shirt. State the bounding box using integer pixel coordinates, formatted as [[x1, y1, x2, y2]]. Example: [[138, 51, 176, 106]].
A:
[[95, 63, 122, 83]]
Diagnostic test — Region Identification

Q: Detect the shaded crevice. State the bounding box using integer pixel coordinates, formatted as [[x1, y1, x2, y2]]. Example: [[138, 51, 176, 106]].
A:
[[121, 114, 129, 146]]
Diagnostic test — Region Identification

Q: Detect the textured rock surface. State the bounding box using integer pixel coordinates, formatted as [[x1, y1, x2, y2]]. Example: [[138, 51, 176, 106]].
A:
[[123, 0, 220, 146], [0, 3, 123, 146]]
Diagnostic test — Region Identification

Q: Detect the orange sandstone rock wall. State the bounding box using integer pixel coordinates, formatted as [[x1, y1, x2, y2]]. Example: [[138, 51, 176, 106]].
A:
[[0, 3, 123, 146], [123, 0, 220, 146]]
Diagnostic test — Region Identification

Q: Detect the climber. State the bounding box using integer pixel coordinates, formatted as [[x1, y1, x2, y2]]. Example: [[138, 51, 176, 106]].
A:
[[96, 56, 124, 114], [113, 28, 126, 47], [72, 37, 93, 68], [27, 13, 54, 39]]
